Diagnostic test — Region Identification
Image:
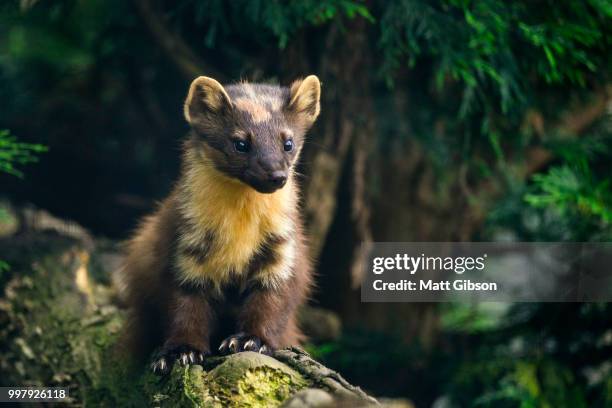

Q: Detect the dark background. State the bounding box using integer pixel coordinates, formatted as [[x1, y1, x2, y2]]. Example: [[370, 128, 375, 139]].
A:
[[1, 1, 611, 406]]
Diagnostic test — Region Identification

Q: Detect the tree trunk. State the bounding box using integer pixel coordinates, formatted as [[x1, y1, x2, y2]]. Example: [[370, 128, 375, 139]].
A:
[[298, 17, 373, 260]]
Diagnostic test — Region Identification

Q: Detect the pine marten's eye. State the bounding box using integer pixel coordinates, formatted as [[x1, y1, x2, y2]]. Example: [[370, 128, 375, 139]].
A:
[[283, 139, 294, 152], [234, 140, 250, 153]]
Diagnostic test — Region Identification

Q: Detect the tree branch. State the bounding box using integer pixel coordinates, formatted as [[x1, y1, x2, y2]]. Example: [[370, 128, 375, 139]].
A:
[[522, 85, 611, 177]]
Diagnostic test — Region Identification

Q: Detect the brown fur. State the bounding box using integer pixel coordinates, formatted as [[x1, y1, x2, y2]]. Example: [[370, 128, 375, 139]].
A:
[[117, 75, 320, 366]]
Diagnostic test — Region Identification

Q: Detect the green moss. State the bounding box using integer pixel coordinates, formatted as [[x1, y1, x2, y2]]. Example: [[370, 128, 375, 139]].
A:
[[199, 352, 308, 407], [183, 365, 210, 406], [234, 367, 298, 406], [0, 244, 149, 407], [141, 365, 208, 408]]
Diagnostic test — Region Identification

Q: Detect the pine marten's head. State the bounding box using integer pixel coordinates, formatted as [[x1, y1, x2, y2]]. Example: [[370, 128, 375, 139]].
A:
[[184, 75, 321, 194]]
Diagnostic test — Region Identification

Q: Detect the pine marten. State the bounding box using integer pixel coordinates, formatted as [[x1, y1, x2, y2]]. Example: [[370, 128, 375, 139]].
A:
[[118, 75, 320, 374]]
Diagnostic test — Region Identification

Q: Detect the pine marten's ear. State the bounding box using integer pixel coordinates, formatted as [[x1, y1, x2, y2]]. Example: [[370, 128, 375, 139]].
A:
[[287, 75, 321, 126], [184, 76, 232, 129]]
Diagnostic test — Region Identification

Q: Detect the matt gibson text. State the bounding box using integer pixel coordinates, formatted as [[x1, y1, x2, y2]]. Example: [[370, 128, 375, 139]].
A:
[[373, 279, 498, 292]]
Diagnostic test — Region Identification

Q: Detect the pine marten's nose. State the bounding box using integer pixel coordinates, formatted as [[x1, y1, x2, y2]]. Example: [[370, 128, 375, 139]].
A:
[[268, 170, 287, 188]]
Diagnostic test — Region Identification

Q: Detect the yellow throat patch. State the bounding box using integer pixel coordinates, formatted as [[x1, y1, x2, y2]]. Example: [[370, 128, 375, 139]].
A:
[[177, 151, 297, 288]]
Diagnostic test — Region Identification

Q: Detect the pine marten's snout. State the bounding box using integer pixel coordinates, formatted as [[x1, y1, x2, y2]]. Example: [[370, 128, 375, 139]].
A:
[[245, 168, 287, 193], [245, 154, 289, 193]]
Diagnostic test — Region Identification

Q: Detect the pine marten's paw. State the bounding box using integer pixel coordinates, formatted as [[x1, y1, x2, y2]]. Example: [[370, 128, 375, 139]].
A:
[[150, 345, 207, 375], [218, 332, 272, 355]]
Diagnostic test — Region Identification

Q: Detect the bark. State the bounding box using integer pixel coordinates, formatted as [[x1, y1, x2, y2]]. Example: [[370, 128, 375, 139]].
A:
[[349, 104, 375, 289], [0, 207, 378, 408], [300, 17, 373, 260]]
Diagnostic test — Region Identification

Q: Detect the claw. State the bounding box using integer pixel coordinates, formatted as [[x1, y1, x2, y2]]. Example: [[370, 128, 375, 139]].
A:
[[151, 346, 206, 375], [151, 357, 168, 374], [244, 340, 256, 350], [219, 333, 272, 356]]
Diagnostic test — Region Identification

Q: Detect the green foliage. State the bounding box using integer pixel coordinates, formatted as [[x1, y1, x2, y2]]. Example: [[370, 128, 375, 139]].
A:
[[0, 129, 45, 270], [0, 1, 119, 73], [440, 302, 508, 332], [176, 0, 373, 48], [523, 122, 612, 237], [474, 360, 588, 408], [0, 129, 47, 178], [375, 0, 611, 211], [525, 164, 612, 225], [444, 303, 612, 408], [313, 304, 609, 407], [0, 259, 8, 277], [379, 0, 611, 114], [485, 114, 612, 241]]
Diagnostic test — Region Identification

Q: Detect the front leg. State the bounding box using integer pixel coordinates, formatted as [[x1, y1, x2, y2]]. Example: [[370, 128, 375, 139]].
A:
[[219, 275, 303, 355], [151, 286, 214, 374], [219, 235, 311, 355]]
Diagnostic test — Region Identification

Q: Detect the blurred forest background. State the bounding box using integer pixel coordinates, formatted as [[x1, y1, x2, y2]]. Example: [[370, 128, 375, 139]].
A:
[[1, 0, 611, 406]]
